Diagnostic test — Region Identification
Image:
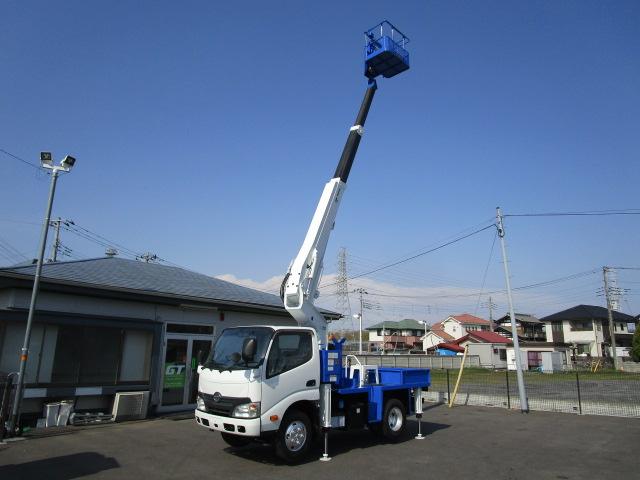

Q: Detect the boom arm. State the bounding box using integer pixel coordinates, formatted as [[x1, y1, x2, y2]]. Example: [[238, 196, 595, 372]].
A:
[[281, 80, 378, 345]]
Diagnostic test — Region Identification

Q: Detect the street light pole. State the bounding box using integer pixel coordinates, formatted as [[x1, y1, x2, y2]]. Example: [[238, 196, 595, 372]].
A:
[[8, 153, 76, 435]]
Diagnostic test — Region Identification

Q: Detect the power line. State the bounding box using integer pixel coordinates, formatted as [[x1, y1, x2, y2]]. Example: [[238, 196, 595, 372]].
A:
[[0, 148, 41, 170], [321, 223, 495, 288], [474, 230, 497, 315], [362, 269, 599, 300], [505, 209, 640, 217]]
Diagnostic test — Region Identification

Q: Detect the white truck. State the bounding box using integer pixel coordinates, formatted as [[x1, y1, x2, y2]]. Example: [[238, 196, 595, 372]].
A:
[[195, 21, 430, 463]]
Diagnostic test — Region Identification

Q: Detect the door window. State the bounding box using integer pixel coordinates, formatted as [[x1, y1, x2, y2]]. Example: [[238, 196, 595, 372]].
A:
[[189, 340, 212, 404], [266, 332, 313, 378]]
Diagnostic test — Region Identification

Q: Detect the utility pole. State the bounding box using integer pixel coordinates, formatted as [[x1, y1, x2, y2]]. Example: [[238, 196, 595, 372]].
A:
[[354, 288, 367, 354], [482, 296, 497, 331], [496, 207, 529, 413], [49, 217, 62, 262], [603, 266, 619, 370], [48, 218, 74, 262]]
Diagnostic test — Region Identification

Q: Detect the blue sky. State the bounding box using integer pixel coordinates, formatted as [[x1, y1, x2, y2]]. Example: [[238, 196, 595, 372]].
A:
[[1, 1, 639, 326]]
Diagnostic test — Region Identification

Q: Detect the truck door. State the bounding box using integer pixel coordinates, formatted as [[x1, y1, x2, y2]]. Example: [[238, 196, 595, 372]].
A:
[[261, 330, 319, 428]]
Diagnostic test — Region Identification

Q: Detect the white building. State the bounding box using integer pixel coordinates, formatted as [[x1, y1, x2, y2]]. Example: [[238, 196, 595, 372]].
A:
[[422, 314, 491, 351], [540, 305, 635, 358]]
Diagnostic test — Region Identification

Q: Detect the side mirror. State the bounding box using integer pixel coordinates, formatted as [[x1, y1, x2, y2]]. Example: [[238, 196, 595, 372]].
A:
[[242, 337, 257, 362]]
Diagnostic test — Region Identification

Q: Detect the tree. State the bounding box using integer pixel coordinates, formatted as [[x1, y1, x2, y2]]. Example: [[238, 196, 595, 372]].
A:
[[632, 322, 640, 362]]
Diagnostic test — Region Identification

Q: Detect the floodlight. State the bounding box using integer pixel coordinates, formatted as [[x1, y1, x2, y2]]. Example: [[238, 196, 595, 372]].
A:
[[60, 155, 76, 170], [40, 152, 53, 167]]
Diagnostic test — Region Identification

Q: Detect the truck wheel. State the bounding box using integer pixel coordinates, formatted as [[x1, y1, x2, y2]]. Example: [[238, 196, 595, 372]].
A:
[[274, 410, 312, 463], [221, 432, 252, 448], [380, 399, 406, 441]]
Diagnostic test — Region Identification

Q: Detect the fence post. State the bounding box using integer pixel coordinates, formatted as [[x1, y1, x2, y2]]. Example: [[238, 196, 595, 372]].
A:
[[505, 369, 511, 409], [446, 369, 451, 403], [575, 371, 582, 415], [394, 356, 397, 367]]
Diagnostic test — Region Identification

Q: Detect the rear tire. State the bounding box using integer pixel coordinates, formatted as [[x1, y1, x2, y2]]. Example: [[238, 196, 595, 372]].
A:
[[380, 398, 406, 441], [221, 432, 252, 448], [274, 410, 312, 464]]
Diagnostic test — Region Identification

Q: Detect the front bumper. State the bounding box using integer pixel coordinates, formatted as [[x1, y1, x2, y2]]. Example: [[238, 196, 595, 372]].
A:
[[194, 409, 261, 437]]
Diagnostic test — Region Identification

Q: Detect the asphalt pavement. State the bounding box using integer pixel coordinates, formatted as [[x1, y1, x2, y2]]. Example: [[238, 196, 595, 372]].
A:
[[1, 404, 638, 480]]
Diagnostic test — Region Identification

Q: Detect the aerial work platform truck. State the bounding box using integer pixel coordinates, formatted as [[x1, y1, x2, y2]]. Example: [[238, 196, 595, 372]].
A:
[[195, 21, 430, 463]]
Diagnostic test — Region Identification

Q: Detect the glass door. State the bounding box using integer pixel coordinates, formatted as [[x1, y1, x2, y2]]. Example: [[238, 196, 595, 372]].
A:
[[162, 338, 189, 406], [162, 336, 213, 408]]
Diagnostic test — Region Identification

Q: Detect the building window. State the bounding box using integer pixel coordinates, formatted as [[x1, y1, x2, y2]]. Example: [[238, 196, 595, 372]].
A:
[[552, 323, 563, 332], [499, 349, 507, 361], [576, 343, 591, 355], [569, 320, 593, 331], [0, 321, 154, 387], [166, 323, 213, 335]]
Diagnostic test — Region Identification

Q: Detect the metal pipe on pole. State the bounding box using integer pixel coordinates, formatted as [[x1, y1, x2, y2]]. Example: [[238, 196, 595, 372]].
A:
[[8, 153, 75, 435], [603, 266, 619, 370], [496, 207, 529, 413]]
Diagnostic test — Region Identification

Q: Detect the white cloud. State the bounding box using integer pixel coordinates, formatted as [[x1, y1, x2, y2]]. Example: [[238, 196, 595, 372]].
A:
[[215, 271, 577, 331]]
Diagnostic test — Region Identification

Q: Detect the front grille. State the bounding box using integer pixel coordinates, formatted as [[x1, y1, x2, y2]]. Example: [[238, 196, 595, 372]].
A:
[[200, 392, 251, 418]]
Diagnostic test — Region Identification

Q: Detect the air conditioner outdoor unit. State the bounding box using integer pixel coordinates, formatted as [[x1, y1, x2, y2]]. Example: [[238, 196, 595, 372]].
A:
[[112, 391, 150, 422]]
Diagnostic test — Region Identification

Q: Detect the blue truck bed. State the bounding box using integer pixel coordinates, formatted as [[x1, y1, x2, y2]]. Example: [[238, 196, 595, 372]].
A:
[[321, 340, 431, 424]]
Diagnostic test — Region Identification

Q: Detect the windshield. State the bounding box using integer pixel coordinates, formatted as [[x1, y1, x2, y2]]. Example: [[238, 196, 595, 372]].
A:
[[204, 327, 274, 371]]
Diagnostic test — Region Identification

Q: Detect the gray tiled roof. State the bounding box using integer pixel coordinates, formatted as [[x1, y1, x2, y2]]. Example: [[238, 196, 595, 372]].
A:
[[0, 257, 337, 316]]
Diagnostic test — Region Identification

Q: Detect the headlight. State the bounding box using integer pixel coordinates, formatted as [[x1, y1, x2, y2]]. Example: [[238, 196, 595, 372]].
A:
[[232, 402, 260, 419], [196, 395, 206, 412]]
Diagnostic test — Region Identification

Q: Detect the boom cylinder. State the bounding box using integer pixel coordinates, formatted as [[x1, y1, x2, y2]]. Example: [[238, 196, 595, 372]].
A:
[[333, 80, 378, 182]]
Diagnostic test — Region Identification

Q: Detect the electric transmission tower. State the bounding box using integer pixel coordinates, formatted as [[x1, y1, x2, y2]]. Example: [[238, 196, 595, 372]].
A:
[[336, 247, 352, 331]]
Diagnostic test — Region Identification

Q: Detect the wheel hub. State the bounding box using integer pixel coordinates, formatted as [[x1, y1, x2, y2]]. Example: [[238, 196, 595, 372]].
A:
[[388, 406, 403, 432], [284, 420, 307, 451]]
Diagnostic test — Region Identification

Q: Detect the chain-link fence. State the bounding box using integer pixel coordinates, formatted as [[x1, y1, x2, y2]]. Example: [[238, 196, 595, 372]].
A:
[[424, 368, 640, 418]]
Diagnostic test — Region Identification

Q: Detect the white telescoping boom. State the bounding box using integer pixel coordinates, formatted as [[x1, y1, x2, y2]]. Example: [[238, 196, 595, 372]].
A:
[[280, 80, 378, 344]]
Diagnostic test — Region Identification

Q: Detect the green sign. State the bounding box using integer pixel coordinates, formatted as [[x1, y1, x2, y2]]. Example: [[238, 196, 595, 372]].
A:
[[164, 362, 186, 388]]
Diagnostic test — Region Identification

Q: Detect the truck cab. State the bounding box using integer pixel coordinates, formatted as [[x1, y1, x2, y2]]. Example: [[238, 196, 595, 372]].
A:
[[195, 326, 321, 455]]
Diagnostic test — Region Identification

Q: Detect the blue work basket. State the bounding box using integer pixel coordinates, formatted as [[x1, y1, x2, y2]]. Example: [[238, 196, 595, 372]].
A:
[[364, 20, 410, 79]]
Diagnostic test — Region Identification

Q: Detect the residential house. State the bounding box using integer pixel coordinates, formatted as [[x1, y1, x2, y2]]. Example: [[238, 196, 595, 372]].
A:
[[505, 342, 571, 371], [422, 314, 491, 351], [455, 331, 512, 368], [540, 304, 635, 358], [494, 313, 546, 341], [366, 319, 426, 351]]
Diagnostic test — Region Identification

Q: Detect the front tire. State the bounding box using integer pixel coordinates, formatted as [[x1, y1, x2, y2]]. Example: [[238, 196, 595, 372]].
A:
[[221, 432, 252, 448], [274, 410, 312, 463]]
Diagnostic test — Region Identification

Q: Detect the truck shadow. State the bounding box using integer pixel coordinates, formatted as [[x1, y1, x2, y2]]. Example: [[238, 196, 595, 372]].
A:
[[226, 419, 450, 466], [0, 451, 120, 479]]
